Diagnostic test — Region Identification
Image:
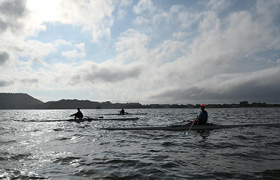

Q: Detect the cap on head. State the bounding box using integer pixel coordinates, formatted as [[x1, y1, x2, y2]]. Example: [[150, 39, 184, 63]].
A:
[[201, 104, 205, 107]]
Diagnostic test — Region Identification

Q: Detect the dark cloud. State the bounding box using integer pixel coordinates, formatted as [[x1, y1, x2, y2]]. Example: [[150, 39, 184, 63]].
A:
[[0, 0, 26, 18], [87, 66, 142, 83], [21, 78, 39, 85], [0, 80, 13, 87], [152, 84, 280, 104], [73, 64, 143, 84], [0, 18, 8, 32], [0, 52, 9, 65], [0, 0, 27, 32], [152, 74, 280, 104]]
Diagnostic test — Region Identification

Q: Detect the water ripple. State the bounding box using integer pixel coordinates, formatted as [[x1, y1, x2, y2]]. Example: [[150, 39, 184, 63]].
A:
[[1, 108, 280, 179]]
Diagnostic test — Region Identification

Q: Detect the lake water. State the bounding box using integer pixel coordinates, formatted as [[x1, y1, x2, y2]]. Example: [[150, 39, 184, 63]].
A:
[[1, 108, 280, 179]]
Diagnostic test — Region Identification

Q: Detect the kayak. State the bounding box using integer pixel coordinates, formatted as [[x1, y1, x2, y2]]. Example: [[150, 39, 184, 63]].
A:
[[20, 117, 140, 122], [101, 122, 280, 131], [67, 117, 140, 122], [98, 113, 147, 115]]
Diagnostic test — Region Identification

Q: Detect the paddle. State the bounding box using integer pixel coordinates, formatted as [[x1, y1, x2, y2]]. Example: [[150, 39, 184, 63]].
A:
[[185, 119, 196, 135]]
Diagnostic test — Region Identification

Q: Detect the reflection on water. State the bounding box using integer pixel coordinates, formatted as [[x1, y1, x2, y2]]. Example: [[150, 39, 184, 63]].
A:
[[0, 108, 280, 179], [197, 130, 210, 139]]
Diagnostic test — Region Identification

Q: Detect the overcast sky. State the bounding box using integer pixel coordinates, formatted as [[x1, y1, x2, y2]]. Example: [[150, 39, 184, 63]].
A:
[[0, 0, 280, 104]]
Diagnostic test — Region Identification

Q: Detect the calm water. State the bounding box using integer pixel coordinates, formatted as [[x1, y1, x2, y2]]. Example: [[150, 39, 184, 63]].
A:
[[1, 108, 280, 180]]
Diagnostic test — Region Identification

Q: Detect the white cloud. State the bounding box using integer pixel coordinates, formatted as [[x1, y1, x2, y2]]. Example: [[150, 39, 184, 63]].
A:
[[172, 31, 190, 40], [120, 0, 132, 7], [58, 0, 115, 42], [114, 29, 151, 65], [61, 42, 86, 59], [198, 11, 220, 32], [133, 0, 155, 15], [206, 0, 231, 11], [24, 40, 57, 58], [115, 29, 149, 52], [75, 43, 85, 51], [133, 16, 149, 25], [26, 0, 115, 42], [168, 5, 202, 31], [61, 49, 86, 59]]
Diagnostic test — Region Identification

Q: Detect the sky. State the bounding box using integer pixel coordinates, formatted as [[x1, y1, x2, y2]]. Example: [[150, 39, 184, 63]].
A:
[[0, 0, 280, 104]]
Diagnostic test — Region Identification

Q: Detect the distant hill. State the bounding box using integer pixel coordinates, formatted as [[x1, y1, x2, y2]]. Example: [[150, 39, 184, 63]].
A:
[[0, 93, 43, 109], [40, 99, 143, 109], [1, 93, 279, 109], [42, 99, 101, 109], [0, 93, 144, 109]]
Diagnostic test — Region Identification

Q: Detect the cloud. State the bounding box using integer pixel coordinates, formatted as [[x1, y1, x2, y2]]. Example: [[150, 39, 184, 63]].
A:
[[56, 61, 143, 86], [23, 0, 116, 42], [115, 29, 149, 52], [151, 67, 280, 103], [0, 18, 8, 32], [24, 40, 57, 57], [0, 0, 27, 33], [0, 0, 26, 17], [61, 43, 86, 59], [21, 78, 39, 86], [132, 1, 280, 103], [61, 50, 86, 59], [75, 43, 85, 51], [169, 5, 202, 30], [56, 0, 115, 42], [7, 39, 65, 68], [83, 63, 142, 84], [0, 52, 9, 65], [206, 0, 231, 11], [0, 80, 13, 87], [133, 0, 155, 15]]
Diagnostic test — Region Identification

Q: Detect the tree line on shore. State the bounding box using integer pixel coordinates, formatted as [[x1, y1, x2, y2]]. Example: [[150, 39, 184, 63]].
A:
[[0, 93, 279, 109]]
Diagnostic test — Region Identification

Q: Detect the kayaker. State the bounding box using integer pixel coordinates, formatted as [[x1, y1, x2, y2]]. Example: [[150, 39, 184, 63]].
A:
[[196, 104, 208, 125], [120, 109, 126, 115], [185, 104, 208, 125], [70, 108, 83, 119]]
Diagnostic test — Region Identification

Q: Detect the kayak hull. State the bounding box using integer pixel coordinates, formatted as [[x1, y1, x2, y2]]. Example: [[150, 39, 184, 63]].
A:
[[101, 123, 280, 131], [22, 117, 140, 122], [98, 113, 147, 115], [68, 117, 140, 122]]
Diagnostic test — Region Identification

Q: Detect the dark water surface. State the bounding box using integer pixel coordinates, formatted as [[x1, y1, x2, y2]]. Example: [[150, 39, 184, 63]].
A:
[[1, 108, 280, 179]]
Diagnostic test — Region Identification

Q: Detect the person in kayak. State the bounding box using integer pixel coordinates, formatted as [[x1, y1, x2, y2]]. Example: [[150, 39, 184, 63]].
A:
[[196, 104, 208, 125], [70, 108, 84, 119], [185, 104, 208, 125], [120, 109, 126, 115]]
